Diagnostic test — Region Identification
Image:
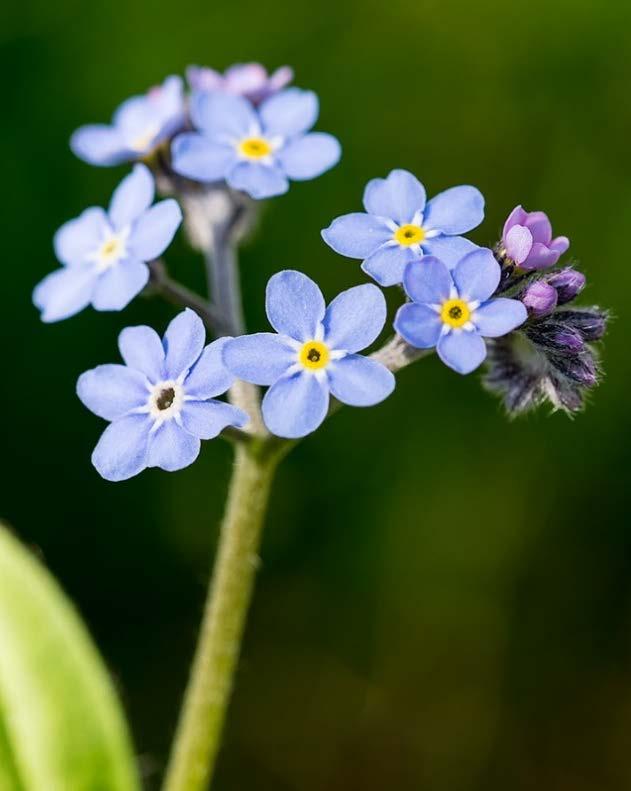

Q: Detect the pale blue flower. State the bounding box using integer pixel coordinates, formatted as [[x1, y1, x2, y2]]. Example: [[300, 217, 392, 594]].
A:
[[34, 164, 182, 322], [77, 309, 248, 481], [322, 169, 484, 286], [394, 249, 527, 374], [223, 271, 394, 438]]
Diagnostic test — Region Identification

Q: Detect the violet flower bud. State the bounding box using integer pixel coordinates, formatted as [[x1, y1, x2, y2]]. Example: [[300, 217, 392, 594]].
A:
[[521, 280, 558, 317], [560, 309, 608, 341], [545, 268, 586, 304], [502, 205, 570, 270]]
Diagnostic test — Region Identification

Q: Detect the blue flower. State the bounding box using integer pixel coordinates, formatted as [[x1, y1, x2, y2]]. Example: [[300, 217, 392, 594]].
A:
[[171, 88, 341, 200], [77, 309, 248, 482], [223, 271, 395, 438], [71, 76, 185, 166], [394, 249, 528, 375], [321, 169, 485, 286], [33, 164, 182, 322]]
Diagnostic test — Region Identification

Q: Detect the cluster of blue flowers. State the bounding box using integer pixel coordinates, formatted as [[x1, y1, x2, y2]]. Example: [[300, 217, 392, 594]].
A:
[[34, 64, 605, 481]]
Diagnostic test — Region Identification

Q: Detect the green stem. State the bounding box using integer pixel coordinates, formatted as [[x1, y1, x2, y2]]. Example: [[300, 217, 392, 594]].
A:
[[162, 443, 281, 791]]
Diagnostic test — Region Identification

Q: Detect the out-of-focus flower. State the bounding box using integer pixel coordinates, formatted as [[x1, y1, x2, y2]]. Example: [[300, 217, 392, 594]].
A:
[[77, 309, 248, 481], [321, 169, 484, 286], [394, 249, 527, 374], [34, 165, 181, 321], [502, 205, 569, 270], [187, 63, 293, 103], [171, 88, 341, 199], [71, 76, 185, 166], [223, 270, 394, 438], [521, 280, 558, 317]]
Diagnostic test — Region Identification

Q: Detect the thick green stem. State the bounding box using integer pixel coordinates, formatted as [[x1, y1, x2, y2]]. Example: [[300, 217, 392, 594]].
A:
[[162, 443, 280, 791]]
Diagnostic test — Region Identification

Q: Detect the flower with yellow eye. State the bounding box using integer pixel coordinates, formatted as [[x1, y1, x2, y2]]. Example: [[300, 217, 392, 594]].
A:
[[172, 88, 341, 200], [394, 249, 527, 375], [33, 164, 182, 322], [321, 169, 485, 286], [71, 76, 185, 166], [223, 270, 395, 438]]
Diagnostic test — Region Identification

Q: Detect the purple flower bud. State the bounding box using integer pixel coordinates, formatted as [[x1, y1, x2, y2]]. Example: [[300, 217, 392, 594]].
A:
[[561, 309, 608, 341], [554, 328, 584, 352], [186, 63, 293, 103], [502, 205, 570, 271], [521, 280, 558, 317], [545, 268, 586, 304], [566, 355, 597, 387]]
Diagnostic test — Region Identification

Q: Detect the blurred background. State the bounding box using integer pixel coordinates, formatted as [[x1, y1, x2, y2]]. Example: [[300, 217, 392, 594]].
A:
[[3, 0, 631, 788]]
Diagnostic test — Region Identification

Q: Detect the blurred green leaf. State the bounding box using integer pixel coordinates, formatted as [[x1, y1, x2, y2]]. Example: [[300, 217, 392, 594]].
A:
[[0, 524, 139, 791]]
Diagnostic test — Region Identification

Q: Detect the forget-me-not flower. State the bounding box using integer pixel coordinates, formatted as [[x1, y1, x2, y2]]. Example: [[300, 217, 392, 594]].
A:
[[71, 76, 185, 166], [502, 205, 570, 270], [77, 309, 248, 481], [321, 169, 484, 286], [187, 63, 293, 104], [33, 164, 182, 322], [223, 271, 395, 438], [171, 88, 341, 199], [394, 249, 527, 374]]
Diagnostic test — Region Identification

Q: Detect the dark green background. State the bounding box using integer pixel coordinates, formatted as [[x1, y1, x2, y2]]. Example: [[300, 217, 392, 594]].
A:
[[3, 0, 631, 788]]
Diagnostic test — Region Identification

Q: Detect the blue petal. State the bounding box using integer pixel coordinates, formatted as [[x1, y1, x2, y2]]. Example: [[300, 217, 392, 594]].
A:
[[362, 169, 426, 224], [92, 415, 152, 482], [147, 420, 200, 472], [171, 133, 237, 182], [190, 91, 256, 138], [421, 235, 479, 270], [33, 265, 97, 323], [259, 88, 318, 137], [180, 400, 249, 439], [227, 162, 289, 199], [276, 132, 340, 180], [394, 303, 443, 349], [473, 298, 527, 338], [163, 309, 206, 379], [262, 371, 329, 438], [436, 330, 487, 374], [70, 125, 129, 166], [321, 213, 391, 259], [185, 338, 236, 398], [265, 270, 325, 342], [108, 164, 155, 228], [402, 257, 452, 305], [322, 284, 386, 352], [54, 208, 108, 266], [361, 245, 415, 286], [129, 199, 182, 261], [222, 333, 295, 385], [77, 364, 149, 421], [327, 354, 395, 406], [118, 325, 165, 382], [91, 260, 149, 311], [452, 248, 501, 302], [423, 185, 484, 235]]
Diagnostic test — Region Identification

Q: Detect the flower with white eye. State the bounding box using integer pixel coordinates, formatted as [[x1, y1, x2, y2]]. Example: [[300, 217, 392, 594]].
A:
[[70, 76, 185, 166], [33, 164, 181, 322], [321, 169, 485, 286], [77, 310, 249, 482], [223, 270, 395, 438]]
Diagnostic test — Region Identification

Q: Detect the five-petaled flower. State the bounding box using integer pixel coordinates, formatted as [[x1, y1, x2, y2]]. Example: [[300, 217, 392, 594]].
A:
[[394, 249, 527, 374], [33, 165, 182, 322], [502, 205, 570, 270], [71, 76, 185, 166], [187, 63, 293, 104], [321, 169, 484, 286], [77, 309, 248, 481], [223, 270, 395, 438], [171, 88, 341, 199]]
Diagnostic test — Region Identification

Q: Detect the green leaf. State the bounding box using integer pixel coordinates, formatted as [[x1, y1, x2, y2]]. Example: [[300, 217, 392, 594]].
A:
[[0, 524, 140, 791]]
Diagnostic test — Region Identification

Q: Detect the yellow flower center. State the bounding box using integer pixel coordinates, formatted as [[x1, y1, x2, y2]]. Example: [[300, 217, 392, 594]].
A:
[[299, 340, 330, 370], [238, 137, 272, 159], [394, 224, 425, 246], [99, 237, 124, 264], [130, 126, 159, 152], [440, 299, 471, 328]]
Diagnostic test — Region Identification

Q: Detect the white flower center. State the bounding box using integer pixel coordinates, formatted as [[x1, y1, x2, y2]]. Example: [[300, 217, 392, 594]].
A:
[[148, 380, 184, 421], [90, 228, 130, 271], [129, 124, 160, 153]]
